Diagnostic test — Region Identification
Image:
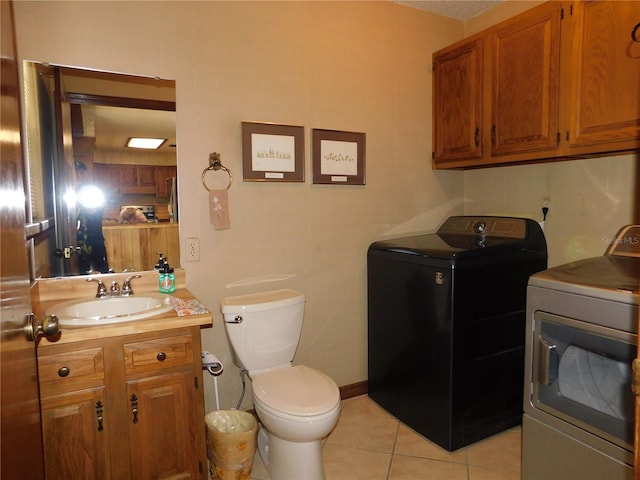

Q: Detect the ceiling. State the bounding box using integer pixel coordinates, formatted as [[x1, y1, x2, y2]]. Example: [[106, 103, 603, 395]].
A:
[[396, 0, 503, 21], [58, 66, 176, 155], [84, 104, 176, 153]]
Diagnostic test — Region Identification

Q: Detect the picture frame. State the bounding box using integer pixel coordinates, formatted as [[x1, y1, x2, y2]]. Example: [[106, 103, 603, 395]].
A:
[[312, 129, 366, 185], [241, 122, 305, 182]]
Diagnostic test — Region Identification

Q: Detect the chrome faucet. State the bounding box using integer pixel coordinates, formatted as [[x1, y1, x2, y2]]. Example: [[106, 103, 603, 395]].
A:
[[86, 278, 108, 298], [110, 281, 121, 296], [122, 275, 142, 296], [87, 274, 142, 298]]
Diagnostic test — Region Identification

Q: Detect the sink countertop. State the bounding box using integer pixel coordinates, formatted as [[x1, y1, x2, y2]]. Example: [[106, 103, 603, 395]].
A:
[[32, 270, 212, 346]]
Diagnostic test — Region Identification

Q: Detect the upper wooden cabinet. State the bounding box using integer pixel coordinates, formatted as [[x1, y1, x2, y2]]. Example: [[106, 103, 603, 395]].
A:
[[155, 165, 177, 198], [433, 1, 640, 169], [93, 163, 177, 197], [563, 1, 640, 153], [120, 165, 156, 194], [433, 37, 484, 163], [490, 1, 561, 158]]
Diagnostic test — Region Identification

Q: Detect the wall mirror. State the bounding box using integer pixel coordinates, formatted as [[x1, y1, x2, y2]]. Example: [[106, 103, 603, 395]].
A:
[[23, 62, 179, 279]]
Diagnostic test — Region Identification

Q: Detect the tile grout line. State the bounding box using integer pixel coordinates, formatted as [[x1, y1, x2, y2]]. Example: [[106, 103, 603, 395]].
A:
[[385, 420, 401, 480]]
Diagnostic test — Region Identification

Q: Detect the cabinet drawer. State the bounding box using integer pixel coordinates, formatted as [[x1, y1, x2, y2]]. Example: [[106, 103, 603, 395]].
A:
[[123, 335, 193, 375], [39, 347, 105, 396]]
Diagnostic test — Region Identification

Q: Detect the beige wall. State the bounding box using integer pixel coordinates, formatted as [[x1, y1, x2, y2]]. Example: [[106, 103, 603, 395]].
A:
[[14, 1, 465, 411], [14, 1, 638, 413]]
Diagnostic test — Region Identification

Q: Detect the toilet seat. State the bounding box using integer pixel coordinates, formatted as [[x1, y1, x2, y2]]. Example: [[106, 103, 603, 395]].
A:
[[252, 365, 340, 416]]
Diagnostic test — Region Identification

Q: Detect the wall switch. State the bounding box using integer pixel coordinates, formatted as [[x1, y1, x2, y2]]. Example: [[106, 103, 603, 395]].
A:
[[186, 237, 200, 262]]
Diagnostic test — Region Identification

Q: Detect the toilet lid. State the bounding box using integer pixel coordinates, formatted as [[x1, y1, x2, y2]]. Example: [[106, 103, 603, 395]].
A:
[[252, 365, 340, 416]]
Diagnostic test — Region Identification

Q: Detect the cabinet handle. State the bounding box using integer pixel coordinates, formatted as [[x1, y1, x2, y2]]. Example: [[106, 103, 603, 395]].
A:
[[156, 352, 167, 362], [632, 22, 640, 42], [130, 394, 139, 424], [96, 401, 104, 432], [474, 127, 480, 146], [58, 366, 70, 377]]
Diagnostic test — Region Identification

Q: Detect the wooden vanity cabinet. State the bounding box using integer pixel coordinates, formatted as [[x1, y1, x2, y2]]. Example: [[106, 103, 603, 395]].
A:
[[38, 327, 206, 480], [39, 347, 110, 479]]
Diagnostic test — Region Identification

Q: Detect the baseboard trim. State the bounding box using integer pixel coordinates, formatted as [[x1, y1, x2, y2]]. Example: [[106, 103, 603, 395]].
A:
[[339, 381, 368, 400]]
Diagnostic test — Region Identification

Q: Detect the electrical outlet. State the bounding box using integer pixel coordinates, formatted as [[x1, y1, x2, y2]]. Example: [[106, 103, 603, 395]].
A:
[[186, 237, 200, 262]]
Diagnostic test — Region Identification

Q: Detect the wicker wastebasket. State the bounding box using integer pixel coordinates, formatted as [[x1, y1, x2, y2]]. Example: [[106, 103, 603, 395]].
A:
[[205, 410, 258, 480]]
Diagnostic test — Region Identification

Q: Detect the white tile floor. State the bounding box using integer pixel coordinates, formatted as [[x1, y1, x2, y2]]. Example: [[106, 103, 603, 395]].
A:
[[248, 395, 521, 480]]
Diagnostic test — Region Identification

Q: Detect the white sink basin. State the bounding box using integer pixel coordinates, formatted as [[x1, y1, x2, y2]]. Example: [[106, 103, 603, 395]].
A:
[[47, 293, 174, 327]]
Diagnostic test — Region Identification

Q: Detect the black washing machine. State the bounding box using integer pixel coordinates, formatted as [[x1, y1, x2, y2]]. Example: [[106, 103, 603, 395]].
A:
[[367, 216, 548, 451]]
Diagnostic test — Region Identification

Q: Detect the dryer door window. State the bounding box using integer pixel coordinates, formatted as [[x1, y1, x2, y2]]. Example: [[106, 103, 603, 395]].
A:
[[532, 312, 636, 451]]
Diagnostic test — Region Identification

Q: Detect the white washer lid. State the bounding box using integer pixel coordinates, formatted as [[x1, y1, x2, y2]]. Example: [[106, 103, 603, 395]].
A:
[[252, 365, 340, 416]]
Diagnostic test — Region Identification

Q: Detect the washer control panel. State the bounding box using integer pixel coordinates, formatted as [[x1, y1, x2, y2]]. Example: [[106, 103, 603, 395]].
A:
[[438, 216, 528, 239]]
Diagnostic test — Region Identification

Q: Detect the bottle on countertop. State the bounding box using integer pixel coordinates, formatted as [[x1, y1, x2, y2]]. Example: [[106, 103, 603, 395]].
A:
[[158, 257, 176, 293], [154, 253, 164, 270]]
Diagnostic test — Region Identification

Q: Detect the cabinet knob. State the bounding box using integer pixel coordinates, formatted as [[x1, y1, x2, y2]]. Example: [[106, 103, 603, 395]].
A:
[[58, 367, 70, 377], [157, 352, 167, 362]]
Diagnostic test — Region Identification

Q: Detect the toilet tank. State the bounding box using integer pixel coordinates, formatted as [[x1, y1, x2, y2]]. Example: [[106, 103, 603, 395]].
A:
[[220, 289, 305, 371]]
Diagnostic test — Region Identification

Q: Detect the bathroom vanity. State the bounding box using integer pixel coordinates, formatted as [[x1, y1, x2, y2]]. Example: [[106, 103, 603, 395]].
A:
[[32, 271, 211, 480]]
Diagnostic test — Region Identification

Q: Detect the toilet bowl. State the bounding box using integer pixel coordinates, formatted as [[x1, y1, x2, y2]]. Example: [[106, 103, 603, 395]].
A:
[[252, 365, 341, 479], [220, 290, 341, 480]]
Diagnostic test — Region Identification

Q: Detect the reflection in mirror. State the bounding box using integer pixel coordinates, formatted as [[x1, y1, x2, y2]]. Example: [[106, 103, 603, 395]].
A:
[[23, 63, 179, 279]]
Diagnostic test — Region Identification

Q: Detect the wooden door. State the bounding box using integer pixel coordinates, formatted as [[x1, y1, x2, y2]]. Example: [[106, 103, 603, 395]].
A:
[[52, 67, 79, 275], [126, 372, 200, 479], [566, 0, 640, 150], [432, 36, 484, 165], [41, 388, 111, 480], [0, 1, 46, 478], [490, 1, 561, 157], [636, 303, 640, 479]]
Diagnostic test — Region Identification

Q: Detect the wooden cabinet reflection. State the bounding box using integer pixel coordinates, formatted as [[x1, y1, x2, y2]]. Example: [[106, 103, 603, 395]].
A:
[[103, 223, 179, 272]]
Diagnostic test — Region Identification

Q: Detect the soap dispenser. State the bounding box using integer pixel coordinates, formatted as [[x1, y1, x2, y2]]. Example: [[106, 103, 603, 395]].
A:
[[158, 258, 176, 293]]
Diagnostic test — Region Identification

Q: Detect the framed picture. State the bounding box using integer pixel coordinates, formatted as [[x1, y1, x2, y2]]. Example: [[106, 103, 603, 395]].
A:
[[312, 129, 366, 185], [241, 122, 305, 182]]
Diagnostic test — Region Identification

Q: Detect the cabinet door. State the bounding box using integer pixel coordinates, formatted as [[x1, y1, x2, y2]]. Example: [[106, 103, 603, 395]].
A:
[[41, 388, 111, 480], [491, 1, 561, 157], [155, 165, 177, 197], [120, 165, 156, 194], [433, 37, 483, 165], [137, 165, 156, 187], [566, 1, 640, 150], [126, 372, 200, 479], [119, 165, 138, 188]]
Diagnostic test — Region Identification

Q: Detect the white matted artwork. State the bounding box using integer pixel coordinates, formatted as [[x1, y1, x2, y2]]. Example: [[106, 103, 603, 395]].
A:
[[242, 122, 304, 182], [312, 129, 366, 185], [251, 133, 295, 173]]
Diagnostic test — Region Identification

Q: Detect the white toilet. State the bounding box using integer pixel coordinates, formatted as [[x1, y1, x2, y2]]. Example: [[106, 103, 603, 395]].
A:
[[220, 289, 341, 480]]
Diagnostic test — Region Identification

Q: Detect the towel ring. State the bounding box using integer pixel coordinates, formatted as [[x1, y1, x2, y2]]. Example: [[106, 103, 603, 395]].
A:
[[201, 152, 232, 191]]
